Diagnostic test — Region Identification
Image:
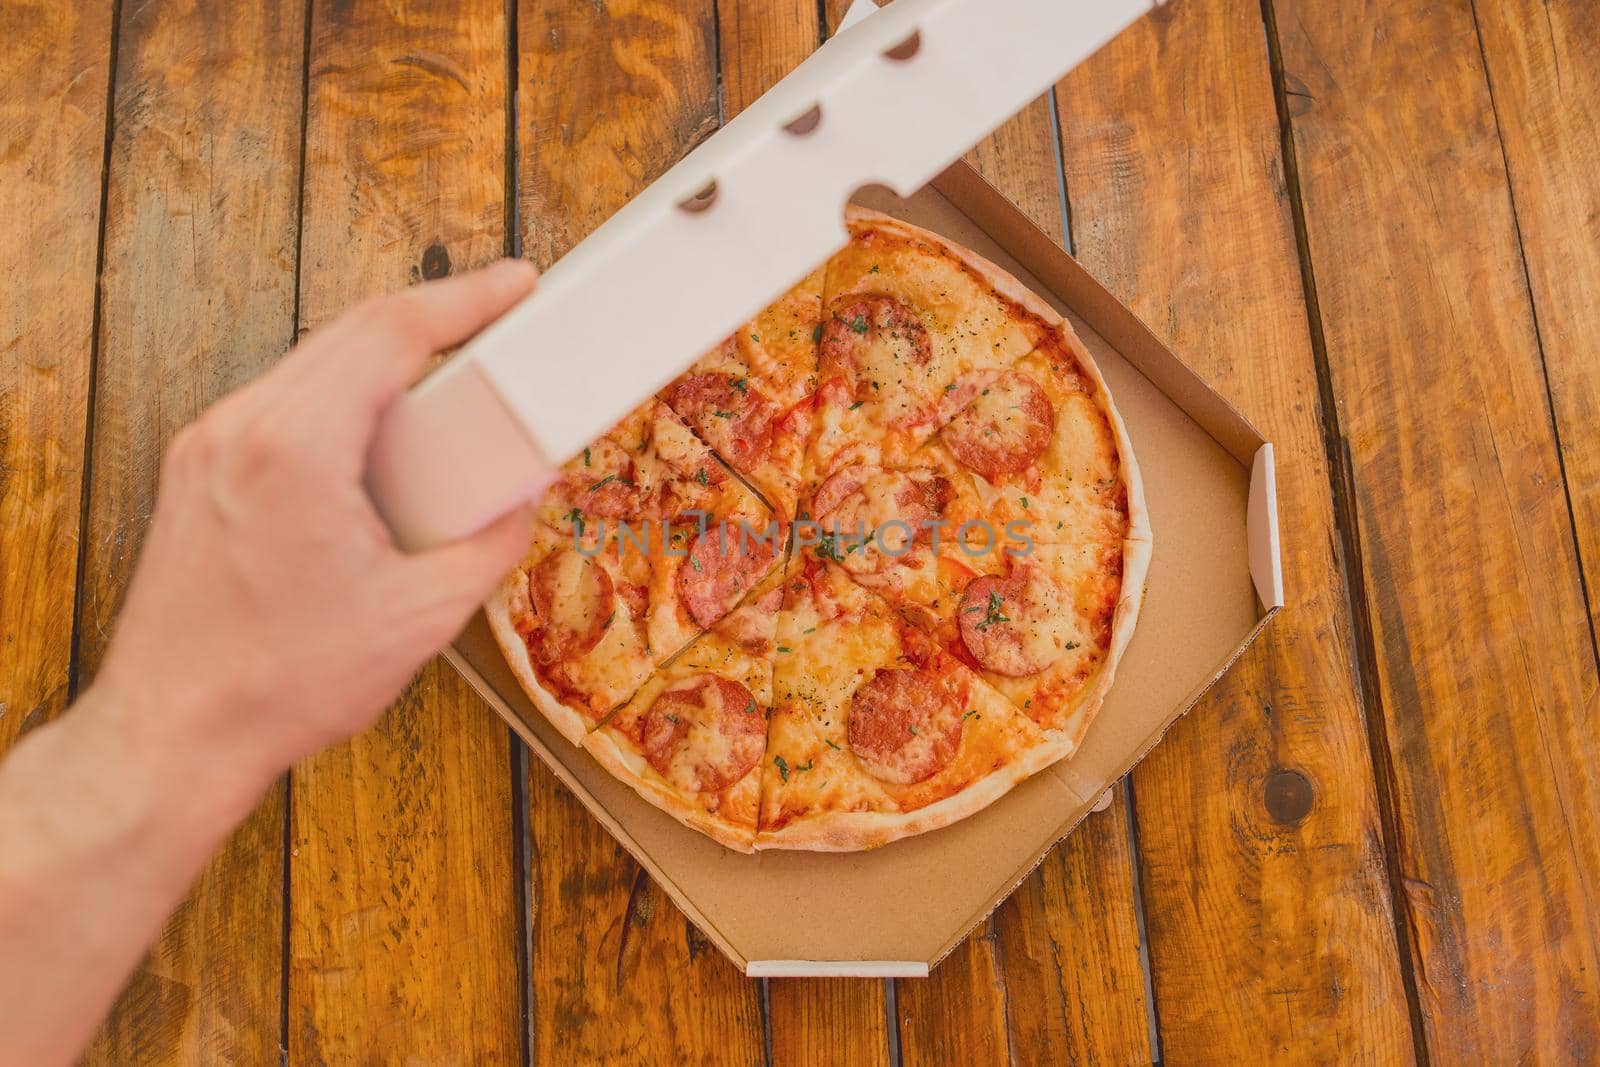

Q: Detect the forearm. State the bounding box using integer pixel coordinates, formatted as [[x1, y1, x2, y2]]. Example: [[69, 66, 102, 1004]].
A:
[[0, 684, 275, 1066]]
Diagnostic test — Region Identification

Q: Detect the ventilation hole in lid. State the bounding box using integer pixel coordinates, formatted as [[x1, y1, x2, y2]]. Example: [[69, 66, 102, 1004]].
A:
[[678, 180, 718, 213], [882, 30, 921, 61], [783, 104, 823, 136]]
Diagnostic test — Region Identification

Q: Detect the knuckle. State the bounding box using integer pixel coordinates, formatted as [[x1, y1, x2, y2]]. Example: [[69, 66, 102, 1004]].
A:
[[165, 419, 214, 471], [231, 419, 311, 482]]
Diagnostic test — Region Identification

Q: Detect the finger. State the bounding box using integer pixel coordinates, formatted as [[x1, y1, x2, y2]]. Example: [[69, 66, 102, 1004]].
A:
[[407, 495, 545, 616], [277, 258, 539, 457], [310, 258, 537, 400], [386, 256, 539, 355]]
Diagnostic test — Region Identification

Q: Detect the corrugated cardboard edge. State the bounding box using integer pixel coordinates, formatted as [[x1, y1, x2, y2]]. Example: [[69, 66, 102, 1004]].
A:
[[746, 960, 930, 978], [1250, 443, 1285, 610]]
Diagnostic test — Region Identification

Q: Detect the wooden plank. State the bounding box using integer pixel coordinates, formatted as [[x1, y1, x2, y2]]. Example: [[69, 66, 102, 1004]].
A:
[[897, 83, 1156, 1065], [988, 792, 1153, 1062], [1057, 0, 1418, 1059], [822, 0, 854, 37], [288, 2, 522, 1061], [72, 2, 307, 1060], [768, 978, 888, 1067], [0, 3, 110, 745], [524, 784, 763, 1061], [897, 918, 1011, 1065], [517, 0, 718, 271], [516, 2, 766, 1060], [1268, 0, 1600, 1058], [1474, 3, 1600, 692], [716, 0, 817, 117]]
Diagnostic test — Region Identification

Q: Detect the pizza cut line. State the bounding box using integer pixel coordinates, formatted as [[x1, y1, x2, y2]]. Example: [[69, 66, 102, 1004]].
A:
[[487, 207, 1151, 851]]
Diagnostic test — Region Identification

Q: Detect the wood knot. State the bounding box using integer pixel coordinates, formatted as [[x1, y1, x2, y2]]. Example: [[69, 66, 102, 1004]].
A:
[[420, 242, 452, 280], [1263, 768, 1314, 825]]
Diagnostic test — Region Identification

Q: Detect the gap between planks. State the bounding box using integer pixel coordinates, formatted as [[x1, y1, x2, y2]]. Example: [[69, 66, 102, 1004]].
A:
[[1256, 0, 1432, 1061]]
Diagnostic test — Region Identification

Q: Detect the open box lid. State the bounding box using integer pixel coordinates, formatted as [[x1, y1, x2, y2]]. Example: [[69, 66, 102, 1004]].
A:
[[366, 0, 1159, 550], [446, 165, 1282, 976]]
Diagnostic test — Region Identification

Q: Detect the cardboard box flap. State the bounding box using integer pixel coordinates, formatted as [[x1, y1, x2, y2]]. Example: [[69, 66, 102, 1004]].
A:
[[367, 0, 1155, 550], [1251, 443, 1285, 610]]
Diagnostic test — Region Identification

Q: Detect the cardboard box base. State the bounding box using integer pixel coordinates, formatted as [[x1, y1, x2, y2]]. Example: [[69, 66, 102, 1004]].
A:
[[446, 164, 1281, 976]]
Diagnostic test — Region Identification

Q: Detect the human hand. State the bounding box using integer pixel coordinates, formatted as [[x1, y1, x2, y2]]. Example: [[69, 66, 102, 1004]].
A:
[[90, 259, 542, 793]]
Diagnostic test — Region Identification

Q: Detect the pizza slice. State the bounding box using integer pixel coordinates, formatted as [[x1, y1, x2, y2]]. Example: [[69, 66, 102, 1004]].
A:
[[803, 207, 1051, 490], [486, 524, 656, 744], [934, 539, 1151, 746], [582, 567, 787, 851], [919, 327, 1147, 546], [494, 401, 783, 743], [662, 268, 824, 516], [755, 558, 1065, 851]]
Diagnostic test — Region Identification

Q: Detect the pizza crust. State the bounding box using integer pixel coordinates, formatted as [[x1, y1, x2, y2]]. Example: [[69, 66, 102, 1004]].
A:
[[754, 735, 1066, 852], [583, 728, 759, 852], [484, 570, 601, 747]]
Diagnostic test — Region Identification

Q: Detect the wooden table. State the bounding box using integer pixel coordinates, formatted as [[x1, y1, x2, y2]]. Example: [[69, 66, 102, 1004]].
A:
[[5, 0, 1597, 1061]]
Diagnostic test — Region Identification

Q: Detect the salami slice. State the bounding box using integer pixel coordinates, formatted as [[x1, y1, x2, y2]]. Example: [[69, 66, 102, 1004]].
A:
[[678, 523, 780, 628], [957, 565, 1075, 677], [810, 465, 952, 565], [641, 675, 765, 792], [666, 372, 774, 471], [942, 370, 1054, 479], [526, 550, 617, 666], [819, 297, 933, 424], [572, 436, 656, 519], [848, 667, 965, 785]]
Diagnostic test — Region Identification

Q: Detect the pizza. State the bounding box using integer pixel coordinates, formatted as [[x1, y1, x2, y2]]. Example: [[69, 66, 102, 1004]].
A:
[[487, 207, 1150, 850]]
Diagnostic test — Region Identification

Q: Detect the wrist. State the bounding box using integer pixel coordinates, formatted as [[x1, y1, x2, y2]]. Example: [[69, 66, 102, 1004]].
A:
[[73, 673, 281, 831]]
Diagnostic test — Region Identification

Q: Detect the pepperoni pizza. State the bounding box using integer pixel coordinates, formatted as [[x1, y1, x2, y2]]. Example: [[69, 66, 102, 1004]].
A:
[[487, 207, 1149, 850]]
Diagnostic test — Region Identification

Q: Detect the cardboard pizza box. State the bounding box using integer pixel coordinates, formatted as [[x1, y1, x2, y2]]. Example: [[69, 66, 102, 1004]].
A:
[[446, 167, 1281, 975], [387, 0, 1284, 975]]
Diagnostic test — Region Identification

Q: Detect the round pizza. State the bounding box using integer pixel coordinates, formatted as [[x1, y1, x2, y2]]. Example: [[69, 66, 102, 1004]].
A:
[[486, 207, 1151, 852]]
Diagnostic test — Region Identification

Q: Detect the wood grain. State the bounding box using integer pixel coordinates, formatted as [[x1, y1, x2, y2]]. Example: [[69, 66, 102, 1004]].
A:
[[896, 918, 1011, 1065], [0, 2, 109, 748], [289, 1, 522, 1061], [768, 978, 889, 1067], [1269, 0, 1600, 1058], [1474, 2, 1600, 681], [518, 0, 718, 271], [716, 0, 818, 118], [822, 0, 855, 37], [1058, 0, 1417, 1059], [517, 2, 765, 1060], [989, 793, 1153, 1063], [524, 784, 763, 1062], [73, 2, 307, 1060]]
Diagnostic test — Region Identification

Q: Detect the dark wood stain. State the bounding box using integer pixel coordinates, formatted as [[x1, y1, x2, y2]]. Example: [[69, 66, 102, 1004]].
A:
[[1264, 768, 1315, 825], [421, 241, 452, 279]]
